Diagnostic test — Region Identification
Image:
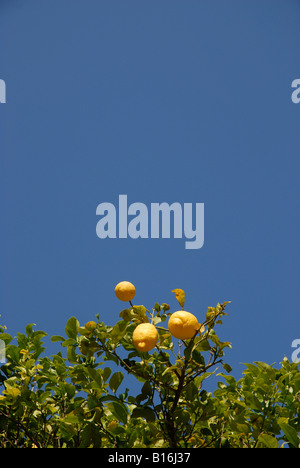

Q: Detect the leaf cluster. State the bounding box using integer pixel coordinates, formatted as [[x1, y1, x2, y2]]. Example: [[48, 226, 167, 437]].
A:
[[0, 293, 299, 448]]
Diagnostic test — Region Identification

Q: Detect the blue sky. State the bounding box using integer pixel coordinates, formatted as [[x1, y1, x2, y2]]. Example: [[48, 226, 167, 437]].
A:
[[1, 0, 300, 389]]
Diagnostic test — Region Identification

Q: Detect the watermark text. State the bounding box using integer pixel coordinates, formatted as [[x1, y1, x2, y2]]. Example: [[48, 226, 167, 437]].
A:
[[291, 339, 300, 363], [96, 195, 204, 250], [0, 339, 6, 364], [291, 79, 300, 104], [0, 79, 6, 103]]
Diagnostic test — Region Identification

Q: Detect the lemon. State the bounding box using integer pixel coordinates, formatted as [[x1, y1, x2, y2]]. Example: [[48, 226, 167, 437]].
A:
[[85, 321, 97, 332], [115, 281, 136, 302], [168, 311, 201, 340], [132, 323, 158, 352]]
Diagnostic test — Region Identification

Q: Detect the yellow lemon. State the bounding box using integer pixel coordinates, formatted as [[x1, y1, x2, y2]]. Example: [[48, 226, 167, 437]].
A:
[[132, 323, 158, 352], [85, 321, 97, 332], [115, 281, 136, 302], [168, 311, 201, 340]]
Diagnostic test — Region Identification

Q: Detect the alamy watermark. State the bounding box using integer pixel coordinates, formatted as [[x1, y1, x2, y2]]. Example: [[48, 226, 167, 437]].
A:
[[96, 195, 204, 250], [0, 79, 6, 103], [291, 79, 300, 104], [0, 339, 6, 364], [291, 339, 300, 364]]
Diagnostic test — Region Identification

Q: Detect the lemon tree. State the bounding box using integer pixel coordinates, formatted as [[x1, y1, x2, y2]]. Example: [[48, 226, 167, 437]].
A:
[[0, 287, 300, 448]]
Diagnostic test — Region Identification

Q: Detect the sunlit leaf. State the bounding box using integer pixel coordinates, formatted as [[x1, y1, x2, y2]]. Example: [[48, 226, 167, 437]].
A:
[[171, 289, 185, 309], [65, 317, 79, 339]]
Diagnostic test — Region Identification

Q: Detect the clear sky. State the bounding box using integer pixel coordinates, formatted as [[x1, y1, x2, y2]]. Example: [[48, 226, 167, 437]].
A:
[[0, 1, 300, 390]]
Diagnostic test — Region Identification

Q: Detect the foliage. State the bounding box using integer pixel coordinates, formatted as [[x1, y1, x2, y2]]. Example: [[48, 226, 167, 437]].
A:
[[0, 291, 299, 448]]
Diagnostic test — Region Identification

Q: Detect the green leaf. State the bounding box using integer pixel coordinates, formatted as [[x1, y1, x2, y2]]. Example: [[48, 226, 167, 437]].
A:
[[279, 423, 300, 448], [110, 320, 128, 342], [131, 406, 156, 422], [79, 422, 101, 448], [192, 349, 205, 365], [64, 383, 76, 399], [222, 363, 232, 373], [258, 433, 278, 448], [174, 409, 190, 425], [132, 305, 149, 323], [184, 382, 198, 401], [25, 323, 36, 337], [196, 339, 211, 352], [106, 401, 128, 425], [86, 367, 103, 388], [119, 308, 134, 322], [218, 341, 232, 351], [32, 330, 48, 340], [67, 344, 78, 363], [0, 333, 13, 345], [61, 338, 77, 347], [244, 392, 262, 411], [109, 371, 124, 393], [5, 344, 21, 364], [65, 317, 79, 339], [242, 362, 260, 376], [141, 380, 152, 397], [206, 308, 216, 328], [100, 394, 121, 404], [254, 361, 274, 372], [102, 367, 112, 382], [51, 335, 65, 343], [58, 422, 76, 442]]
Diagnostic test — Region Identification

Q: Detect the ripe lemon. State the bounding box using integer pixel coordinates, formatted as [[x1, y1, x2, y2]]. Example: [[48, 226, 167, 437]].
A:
[[115, 281, 136, 302], [132, 323, 158, 352], [168, 311, 201, 340]]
